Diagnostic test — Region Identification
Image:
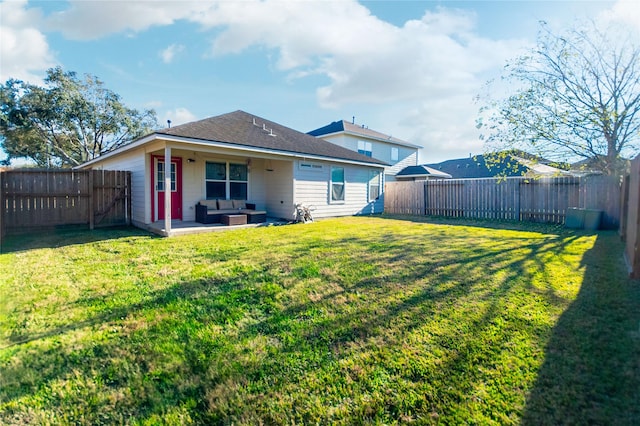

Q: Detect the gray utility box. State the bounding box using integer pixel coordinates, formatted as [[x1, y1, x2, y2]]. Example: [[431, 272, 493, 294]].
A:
[[565, 207, 602, 230]]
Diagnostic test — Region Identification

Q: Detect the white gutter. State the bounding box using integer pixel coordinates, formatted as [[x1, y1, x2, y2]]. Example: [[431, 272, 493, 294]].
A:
[[398, 174, 452, 179], [313, 129, 422, 149], [77, 133, 388, 170]]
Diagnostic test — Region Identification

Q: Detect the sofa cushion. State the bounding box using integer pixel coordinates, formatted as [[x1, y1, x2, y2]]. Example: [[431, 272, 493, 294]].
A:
[[200, 199, 217, 210], [232, 200, 247, 209], [217, 199, 234, 210]]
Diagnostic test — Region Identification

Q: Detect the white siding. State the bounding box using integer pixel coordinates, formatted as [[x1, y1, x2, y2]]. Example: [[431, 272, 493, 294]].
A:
[[385, 150, 418, 181], [181, 154, 277, 217], [248, 159, 267, 208], [319, 133, 419, 179], [321, 134, 358, 152], [179, 151, 203, 222], [84, 140, 383, 225], [89, 147, 148, 225], [293, 160, 383, 218], [265, 159, 294, 219]]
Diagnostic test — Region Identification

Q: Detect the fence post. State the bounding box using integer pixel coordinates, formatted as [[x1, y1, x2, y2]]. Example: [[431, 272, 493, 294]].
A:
[[88, 170, 94, 230], [423, 181, 427, 216], [620, 174, 629, 240], [515, 179, 521, 222], [126, 171, 132, 225]]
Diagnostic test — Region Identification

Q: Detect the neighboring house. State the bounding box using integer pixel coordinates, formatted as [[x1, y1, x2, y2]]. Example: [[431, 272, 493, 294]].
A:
[[395, 165, 452, 181], [308, 120, 421, 182], [78, 110, 387, 235], [426, 153, 571, 179], [570, 155, 629, 176]]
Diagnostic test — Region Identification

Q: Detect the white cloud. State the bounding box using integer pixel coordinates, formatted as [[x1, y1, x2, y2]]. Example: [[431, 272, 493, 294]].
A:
[[46, 1, 209, 40], [605, 0, 640, 31], [162, 107, 198, 127], [21, 0, 585, 162], [187, 2, 527, 161], [0, 0, 55, 83], [160, 43, 185, 64]]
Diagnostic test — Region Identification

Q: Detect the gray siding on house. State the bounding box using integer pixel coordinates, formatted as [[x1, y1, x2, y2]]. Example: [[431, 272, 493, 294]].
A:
[[386, 150, 418, 179], [293, 160, 383, 218], [318, 133, 418, 180]]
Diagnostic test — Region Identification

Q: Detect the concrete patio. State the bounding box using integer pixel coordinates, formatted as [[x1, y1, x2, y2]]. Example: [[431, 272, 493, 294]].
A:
[[142, 217, 289, 237]]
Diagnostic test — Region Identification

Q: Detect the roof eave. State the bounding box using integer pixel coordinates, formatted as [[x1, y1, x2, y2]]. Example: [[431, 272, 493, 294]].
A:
[[342, 130, 422, 149], [397, 174, 451, 179], [78, 133, 389, 169]]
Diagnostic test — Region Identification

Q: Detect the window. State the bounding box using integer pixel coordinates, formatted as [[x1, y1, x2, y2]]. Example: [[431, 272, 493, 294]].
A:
[[331, 167, 345, 202], [229, 163, 248, 200], [156, 161, 176, 191], [357, 140, 372, 157], [205, 161, 248, 200], [299, 162, 324, 172], [391, 147, 399, 162], [205, 162, 226, 199], [369, 170, 380, 202]]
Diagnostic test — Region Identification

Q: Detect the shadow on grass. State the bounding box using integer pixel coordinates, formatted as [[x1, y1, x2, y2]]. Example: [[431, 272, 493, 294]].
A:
[[0, 225, 156, 253], [0, 268, 281, 423], [522, 232, 640, 425], [379, 213, 570, 235], [0, 222, 611, 424]]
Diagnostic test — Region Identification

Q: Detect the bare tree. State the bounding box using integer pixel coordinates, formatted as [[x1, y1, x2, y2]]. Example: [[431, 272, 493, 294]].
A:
[[477, 21, 640, 175]]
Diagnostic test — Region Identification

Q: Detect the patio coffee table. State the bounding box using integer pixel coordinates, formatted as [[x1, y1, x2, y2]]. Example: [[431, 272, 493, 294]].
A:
[[245, 211, 267, 224], [221, 214, 247, 226]]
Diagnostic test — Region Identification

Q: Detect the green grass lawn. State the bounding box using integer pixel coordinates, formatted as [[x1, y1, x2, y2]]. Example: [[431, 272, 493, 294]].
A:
[[1, 216, 639, 425]]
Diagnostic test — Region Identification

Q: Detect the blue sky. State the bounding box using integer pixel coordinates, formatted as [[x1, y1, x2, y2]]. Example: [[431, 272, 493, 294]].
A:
[[1, 0, 639, 164]]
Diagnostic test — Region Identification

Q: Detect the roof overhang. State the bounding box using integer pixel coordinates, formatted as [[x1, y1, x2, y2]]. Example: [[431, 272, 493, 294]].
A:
[[341, 130, 422, 149], [313, 127, 422, 150], [397, 174, 451, 179], [77, 133, 388, 170]]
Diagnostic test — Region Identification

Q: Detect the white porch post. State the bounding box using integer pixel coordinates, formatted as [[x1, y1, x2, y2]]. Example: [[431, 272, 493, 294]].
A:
[[164, 145, 172, 234]]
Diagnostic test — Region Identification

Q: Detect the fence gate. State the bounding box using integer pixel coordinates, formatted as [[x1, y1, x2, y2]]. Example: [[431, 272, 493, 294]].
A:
[[0, 170, 131, 248]]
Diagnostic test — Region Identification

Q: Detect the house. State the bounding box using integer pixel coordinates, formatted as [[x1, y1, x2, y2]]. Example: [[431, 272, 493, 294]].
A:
[[425, 153, 571, 179], [570, 155, 628, 176], [308, 120, 421, 182], [78, 110, 387, 235], [395, 165, 452, 181]]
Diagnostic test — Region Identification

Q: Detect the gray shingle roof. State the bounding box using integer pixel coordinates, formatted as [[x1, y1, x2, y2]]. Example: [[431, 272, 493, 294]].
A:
[[396, 165, 452, 179], [425, 154, 570, 179], [156, 110, 388, 166], [308, 120, 421, 149]]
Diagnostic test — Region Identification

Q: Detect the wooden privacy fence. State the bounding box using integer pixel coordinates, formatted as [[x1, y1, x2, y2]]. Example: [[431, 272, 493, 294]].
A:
[[0, 169, 131, 241], [622, 155, 640, 278], [385, 175, 621, 229]]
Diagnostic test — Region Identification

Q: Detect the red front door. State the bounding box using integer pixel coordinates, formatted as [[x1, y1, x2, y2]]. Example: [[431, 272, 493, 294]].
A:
[[152, 156, 182, 221]]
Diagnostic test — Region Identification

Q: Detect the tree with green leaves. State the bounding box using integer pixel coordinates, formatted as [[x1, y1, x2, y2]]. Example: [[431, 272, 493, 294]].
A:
[[477, 21, 640, 176], [0, 67, 157, 167]]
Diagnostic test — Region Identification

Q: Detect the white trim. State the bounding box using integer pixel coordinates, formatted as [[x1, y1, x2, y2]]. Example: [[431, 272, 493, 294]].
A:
[[329, 165, 345, 204], [164, 146, 172, 234], [368, 170, 381, 202], [204, 160, 249, 200], [391, 147, 399, 162], [298, 161, 324, 172], [397, 174, 451, 179], [78, 133, 387, 170], [315, 129, 422, 149]]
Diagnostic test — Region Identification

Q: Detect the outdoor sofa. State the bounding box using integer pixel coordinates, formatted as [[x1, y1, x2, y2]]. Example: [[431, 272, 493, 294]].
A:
[[195, 199, 267, 224]]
